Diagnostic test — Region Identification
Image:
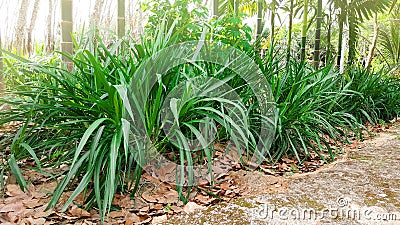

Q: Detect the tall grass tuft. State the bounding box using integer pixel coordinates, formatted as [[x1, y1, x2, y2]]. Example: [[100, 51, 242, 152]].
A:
[[341, 67, 400, 124], [0, 20, 399, 221]]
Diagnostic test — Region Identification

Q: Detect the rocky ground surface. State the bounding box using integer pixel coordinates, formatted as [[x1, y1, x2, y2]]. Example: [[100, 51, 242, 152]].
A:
[[163, 121, 400, 225]]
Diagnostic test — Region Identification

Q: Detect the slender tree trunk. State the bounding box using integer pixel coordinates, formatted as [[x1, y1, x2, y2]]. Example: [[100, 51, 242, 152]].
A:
[[301, 0, 309, 62], [347, 14, 357, 65], [14, 0, 29, 55], [339, 25, 347, 73], [326, 3, 332, 65], [117, 0, 126, 39], [234, 0, 239, 16], [212, 0, 219, 17], [61, 0, 73, 68], [256, 0, 263, 37], [46, 0, 54, 53], [27, 0, 40, 55], [286, 0, 294, 64], [313, 0, 322, 69], [337, 13, 344, 67], [365, 13, 378, 70], [270, 2, 275, 50]]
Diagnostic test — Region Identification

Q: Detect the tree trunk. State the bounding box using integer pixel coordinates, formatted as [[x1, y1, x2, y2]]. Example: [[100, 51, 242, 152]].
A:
[[301, 0, 309, 62], [270, 2, 275, 51], [14, 0, 29, 55], [90, 0, 105, 29], [326, 2, 332, 65], [27, 0, 40, 55], [117, 0, 125, 39], [286, 0, 294, 64], [313, 0, 322, 69], [365, 13, 378, 70], [212, 0, 219, 17], [337, 13, 344, 67], [347, 14, 357, 65], [234, 0, 239, 16], [61, 0, 73, 67], [256, 0, 263, 37], [339, 25, 347, 73], [46, 0, 54, 53]]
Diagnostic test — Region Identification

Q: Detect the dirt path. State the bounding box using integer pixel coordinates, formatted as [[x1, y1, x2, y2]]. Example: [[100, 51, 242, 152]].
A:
[[163, 122, 400, 225]]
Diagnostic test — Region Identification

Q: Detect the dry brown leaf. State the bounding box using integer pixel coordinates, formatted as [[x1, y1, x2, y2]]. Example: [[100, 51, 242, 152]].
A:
[[139, 206, 150, 213], [6, 211, 28, 223], [196, 178, 209, 186], [225, 190, 234, 197], [281, 157, 294, 164], [115, 195, 135, 208], [215, 172, 229, 180], [151, 215, 167, 225], [170, 205, 182, 213], [0, 202, 24, 213], [109, 210, 125, 219], [68, 205, 90, 218], [142, 173, 161, 185], [119, 213, 141, 225], [142, 193, 157, 203], [219, 182, 232, 190], [6, 184, 26, 197], [162, 190, 178, 204], [137, 216, 152, 224], [19, 217, 46, 225], [23, 199, 43, 209], [124, 219, 134, 225], [156, 162, 176, 178], [195, 194, 213, 205], [33, 209, 54, 218], [183, 202, 206, 213], [153, 204, 163, 210], [36, 181, 58, 193], [31, 191, 47, 199]]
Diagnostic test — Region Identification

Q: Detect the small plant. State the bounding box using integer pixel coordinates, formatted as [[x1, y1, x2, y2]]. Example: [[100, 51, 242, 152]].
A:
[[165, 203, 172, 212]]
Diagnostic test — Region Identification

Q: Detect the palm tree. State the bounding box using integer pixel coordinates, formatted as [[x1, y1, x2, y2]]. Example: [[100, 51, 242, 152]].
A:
[[364, 13, 378, 69], [61, 0, 73, 64], [300, 0, 309, 62], [332, 0, 391, 67], [379, 14, 400, 70]]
